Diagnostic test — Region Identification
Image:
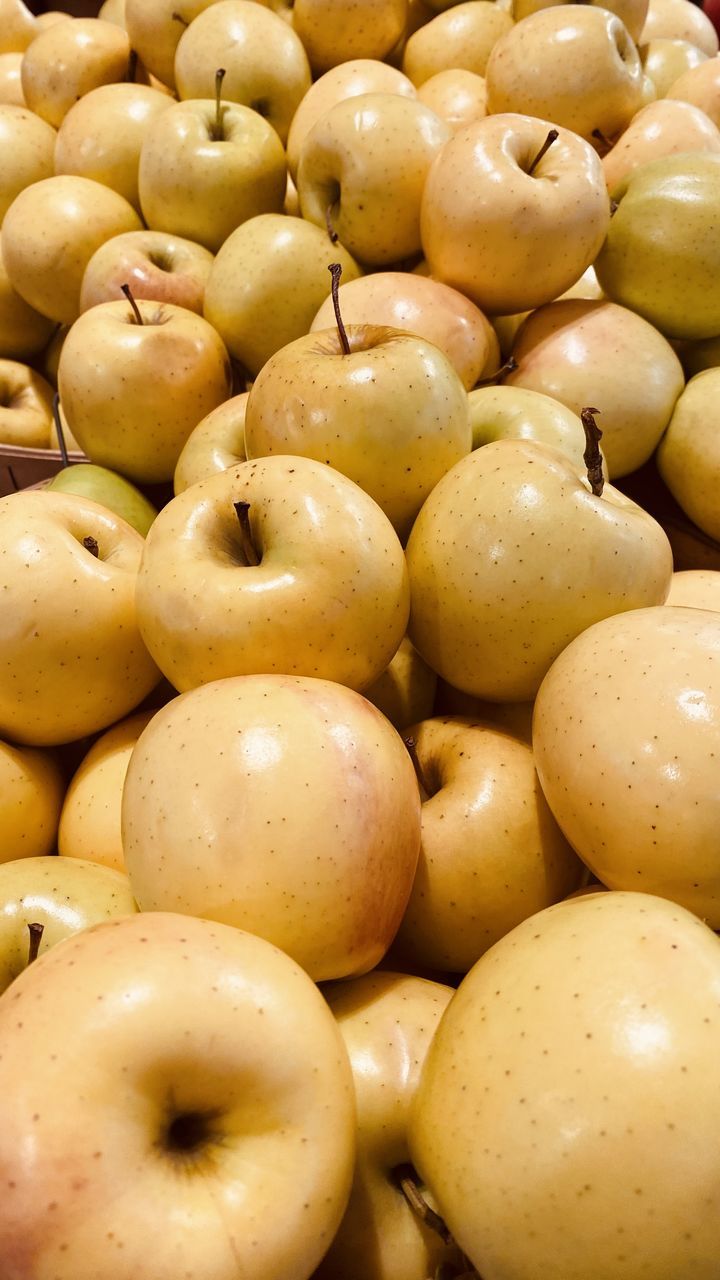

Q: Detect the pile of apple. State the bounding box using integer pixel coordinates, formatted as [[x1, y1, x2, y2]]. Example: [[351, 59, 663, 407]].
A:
[[3, 0, 720, 1277]]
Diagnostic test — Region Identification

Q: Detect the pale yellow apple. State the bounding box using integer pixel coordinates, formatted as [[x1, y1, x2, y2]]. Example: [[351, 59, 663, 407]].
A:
[[666, 54, 720, 125], [641, 36, 709, 97], [0, 739, 65, 863], [0, 0, 36, 53], [57, 710, 156, 873], [99, 0, 127, 24], [557, 262, 605, 301], [0, 490, 160, 746], [402, 0, 514, 85], [485, 6, 645, 141], [513, 0, 649, 42], [0, 855, 137, 992], [405, 438, 673, 701], [79, 229, 214, 315], [0, 359, 55, 448], [363, 634, 437, 732], [603, 97, 720, 192], [33, 11, 69, 33], [310, 270, 499, 390], [410, 890, 720, 1278], [0, 253, 55, 361], [0, 910, 356, 1280], [135, 454, 410, 691], [21, 17, 131, 129], [534, 605, 720, 922], [0, 103, 55, 222], [416, 67, 487, 131], [0, 51, 24, 105], [293, 0, 408, 72], [286, 57, 416, 181], [641, 0, 719, 55], [506, 298, 685, 476], [202, 212, 362, 376], [174, 0, 311, 145], [1, 175, 142, 325], [315, 971, 456, 1280], [54, 82, 174, 211], [298, 92, 451, 266], [123, 676, 421, 981], [665, 567, 720, 608], [173, 391, 247, 492], [124, 0, 220, 90], [468, 384, 601, 475], [656, 367, 720, 539]]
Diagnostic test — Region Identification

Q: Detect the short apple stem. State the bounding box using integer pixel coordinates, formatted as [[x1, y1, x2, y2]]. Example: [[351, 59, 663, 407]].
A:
[[211, 68, 227, 142], [325, 205, 339, 245], [233, 501, 260, 566], [591, 127, 613, 156], [328, 263, 351, 356], [581, 407, 604, 497], [127, 48, 138, 83], [527, 128, 558, 176], [403, 735, 433, 799], [83, 536, 100, 557], [394, 1164, 453, 1244], [121, 283, 144, 326], [51, 392, 69, 468], [27, 922, 44, 966], [172, 11, 189, 25], [475, 355, 517, 388]]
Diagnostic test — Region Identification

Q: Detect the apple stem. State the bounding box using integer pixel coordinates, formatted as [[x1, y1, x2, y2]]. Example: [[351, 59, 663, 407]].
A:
[[51, 392, 69, 468], [172, 11, 189, 25], [211, 68, 227, 142], [394, 1164, 453, 1244], [591, 127, 613, 156], [121, 283, 144, 326], [403, 735, 433, 799], [83, 536, 100, 557], [581, 407, 604, 497], [325, 205, 339, 245], [474, 355, 518, 388], [127, 48, 138, 83], [527, 129, 558, 177], [233, 501, 260, 566], [27, 922, 44, 966], [328, 263, 351, 356]]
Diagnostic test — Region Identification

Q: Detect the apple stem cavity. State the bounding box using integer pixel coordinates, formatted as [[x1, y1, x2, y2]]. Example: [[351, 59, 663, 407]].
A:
[[527, 129, 558, 177], [211, 68, 227, 142], [172, 11, 189, 25], [27, 922, 44, 966], [121, 283, 145, 326], [581, 407, 604, 497], [325, 205, 339, 245], [328, 263, 351, 356], [475, 355, 518, 388], [127, 48, 138, 84], [403, 735, 433, 799], [233, 501, 260, 566], [394, 1164, 453, 1244], [51, 392, 69, 469]]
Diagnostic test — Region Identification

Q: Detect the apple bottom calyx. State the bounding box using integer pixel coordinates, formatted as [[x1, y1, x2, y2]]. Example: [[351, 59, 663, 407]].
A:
[[393, 1163, 482, 1279], [160, 1105, 224, 1170]]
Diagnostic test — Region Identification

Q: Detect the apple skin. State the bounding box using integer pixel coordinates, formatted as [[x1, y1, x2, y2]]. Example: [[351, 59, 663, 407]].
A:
[[467, 384, 602, 477], [402, 0, 514, 85], [641, 36, 709, 97], [666, 55, 720, 127], [122, 675, 421, 981], [409, 891, 720, 1279], [656, 367, 720, 539], [0, 51, 24, 105], [665, 568, 720, 610], [416, 67, 488, 131], [513, 0, 650, 42], [0, 0, 37, 54], [21, 17, 131, 129], [0, 103, 56, 222], [293, 0, 408, 73], [0, 739, 65, 863], [135, 454, 410, 692], [0, 246, 55, 360], [603, 97, 720, 195], [363, 634, 437, 734], [0, 911, 356, 1280], [47, 463, 159, 537], [80, 229, 214, 316], [641, 0, 719, 56], [173, 391, 247, 493], [0, 359, 55, 448]]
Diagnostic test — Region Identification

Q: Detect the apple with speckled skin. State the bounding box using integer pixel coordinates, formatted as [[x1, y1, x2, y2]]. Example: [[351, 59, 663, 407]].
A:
[[402, 0, 513, 85], [21, 17, 131, 129], [641, 0, 719, 55], [363, 635, 437, 734], [0, 250, 55, 359], [405, 438, 673, 702], [0, 740, 65, 864], [0, 911, 356, 1280], [468, 385, 601, 478], [603, 98, 720, 195], [0, 104, 55, 222], [293, 0, 408, 73], [0, 490, 160, 747], [173, 392, 247, 493], [513, 0, 649, 41], [80, 230, 214, 315], [136, 453, 409, 691], [641, 36, 708, 96], [410, 890, 720, 1279], [0, 359, 56, 448], [122, 675, 421, 981], [666, 56, 720, 126]]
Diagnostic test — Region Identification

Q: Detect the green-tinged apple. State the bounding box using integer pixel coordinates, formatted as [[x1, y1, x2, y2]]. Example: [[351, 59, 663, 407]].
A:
[[286, 58, 416, 181], [0, 738, 65, 862], [603, 97, 720, 193], [0, 855, 137, 992], [80, 229, 214, 315], [485, 6, 644, 141], [244, 309, 470, 541], [174, 1, 311, 145], [0, 0, 37, 52], [310, 270, 500, 390], [393, 716, 582, 972], [402, 1, 514, 85], [0, 359, 55, 447], [21, 17, 131, 129], [640, 36, 708, 96], [0, 51, 24, 105], [641, 0, 719, 55], [468, 384, 605, 477], [513, 0, 649, 41], [410, 891, 720, 1279], [47, 463, 159, 536], [0, 104, 55, 221], [315, 971, 456, 1280], [1, 175, 142, 325], [54, 82, 174, 211], [58, 709, 156, 872], [416, 67, 488, 131], [0, 247, 55, 360], [122, 676, 421, 980], [420, 113, 610, 315], [136, 454, 409, 690], [595, 152, 720, 339], [138, 89, 287, 253], [58, 295, 232, 484], [173, 391, 247, 492], [0, 911, 356, 1280], [666, 56, 720, 126], [203, 213, 362, 376], [665, 567, 720, 609], [298, 92, 450, 266], [0, 489, 160, 746], [505, 298, 685, 477], [405, 435, 673, 701], [363, 634, 437, 732], [656, 368, 720, 538], [293, 0, 408, 72], [534, 606, 720, 920]]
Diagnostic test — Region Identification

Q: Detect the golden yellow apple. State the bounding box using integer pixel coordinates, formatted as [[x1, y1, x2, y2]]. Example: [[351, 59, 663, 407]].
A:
[[416, 66, 487, 130], [402, 0, 514, 85], [173, 391, 247, 493], [21, 17, 131, 128], [0, 103, 55, 222], [0, 739, 65, 863], [641, 36, 709, 96], [641, 0, 719, 56], [293, 0, 409, 73], [656, 367, 720, 539], [666, 568, 720, 609], [603, 98, 720, 194], [0, 358, 55, 448], [666, 55, 720, 125]]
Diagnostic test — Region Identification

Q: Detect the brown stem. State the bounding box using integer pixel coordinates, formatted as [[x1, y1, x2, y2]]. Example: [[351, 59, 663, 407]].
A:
[[581, 407, 604, 497], [233, 501, 260, 566], [325, 204, 339, 245], [394, 1164, 453, 1245], [27, 922, 44, 966], [127, 48, 138, 83], [52, 392, 69, 468], [211, 68, 226, 141], [403, 736, 433, 799], [83, 536, 100, 557], [527, 128, 558, 177], [121, 283, 144, 325], [474, 355, 517, 388], [591, 127, 613, 156], [328, 263, 351, 356], [172, 11, 189, 24]]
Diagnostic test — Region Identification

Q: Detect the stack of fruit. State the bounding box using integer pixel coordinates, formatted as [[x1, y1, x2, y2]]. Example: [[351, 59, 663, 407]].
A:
[[2, 0, 720, 1277]]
